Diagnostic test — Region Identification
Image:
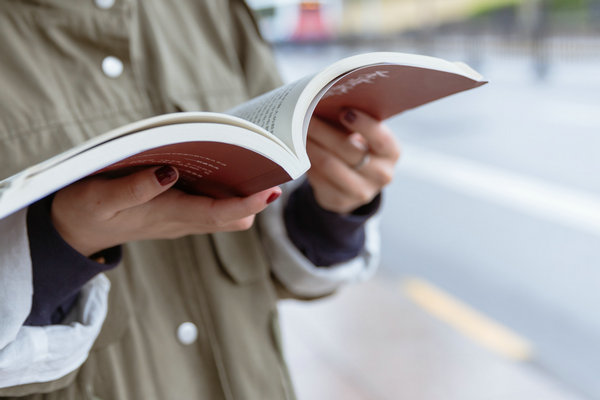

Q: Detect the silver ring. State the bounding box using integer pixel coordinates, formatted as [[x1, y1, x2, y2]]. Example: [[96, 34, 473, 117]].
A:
[[352, 152, 371, 170]]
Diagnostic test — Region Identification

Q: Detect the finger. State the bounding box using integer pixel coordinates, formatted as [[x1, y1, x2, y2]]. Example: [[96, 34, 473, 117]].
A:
[[213, 215, 257, 232], [307, 173, 377, 214], [95, 166, 179, 214], [307, 139, 361, 192], [308, 117, 368, 166], [362, 157, 395, 187], [179, 186, 282, 230], [307, 141, 378, 200], [339, 109, 401, 160]]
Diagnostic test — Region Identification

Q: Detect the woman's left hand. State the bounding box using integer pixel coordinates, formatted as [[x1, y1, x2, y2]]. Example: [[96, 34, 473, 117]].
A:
[[306, 108, 401, 214]]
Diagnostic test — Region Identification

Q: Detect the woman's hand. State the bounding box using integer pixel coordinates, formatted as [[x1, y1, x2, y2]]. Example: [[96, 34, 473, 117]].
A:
[[51, 166, 281, 256], [306, 109, 401, 214]]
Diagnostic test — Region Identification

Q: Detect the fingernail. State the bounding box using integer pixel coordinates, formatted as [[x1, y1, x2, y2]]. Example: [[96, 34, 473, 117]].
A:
[[266, 191, 281, 204], [343, 109, 357, 124], [155, 166, 177, 186]]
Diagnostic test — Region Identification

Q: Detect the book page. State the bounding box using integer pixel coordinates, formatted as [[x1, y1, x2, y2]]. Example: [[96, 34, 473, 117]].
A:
[[227, 75, 313, 153]]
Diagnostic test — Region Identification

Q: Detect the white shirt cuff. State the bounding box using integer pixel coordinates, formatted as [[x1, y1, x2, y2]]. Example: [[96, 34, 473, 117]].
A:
[[0, 273, 110, 388], [258, 188, 381, 298], [0, 209, 33, 349]]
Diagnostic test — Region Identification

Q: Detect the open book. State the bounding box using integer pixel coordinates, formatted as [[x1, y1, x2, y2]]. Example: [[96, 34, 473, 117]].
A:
[[0, 52, 486, 219]]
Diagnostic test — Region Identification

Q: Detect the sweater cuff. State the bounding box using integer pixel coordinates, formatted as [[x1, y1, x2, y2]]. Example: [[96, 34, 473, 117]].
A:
[[284, 180, 381, 266], [25, 195, 121, 326]]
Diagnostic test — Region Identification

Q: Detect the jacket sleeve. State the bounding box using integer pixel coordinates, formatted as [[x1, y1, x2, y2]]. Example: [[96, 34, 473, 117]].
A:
[[0, 209, 110, 391], [258, 182, 381, 298]]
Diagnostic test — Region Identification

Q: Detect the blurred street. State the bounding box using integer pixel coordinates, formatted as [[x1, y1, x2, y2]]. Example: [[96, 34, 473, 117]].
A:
[[275, 41, 600, 400]]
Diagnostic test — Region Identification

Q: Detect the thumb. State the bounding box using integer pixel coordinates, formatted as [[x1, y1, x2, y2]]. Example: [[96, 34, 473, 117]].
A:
[[97, 166, 179, 213]]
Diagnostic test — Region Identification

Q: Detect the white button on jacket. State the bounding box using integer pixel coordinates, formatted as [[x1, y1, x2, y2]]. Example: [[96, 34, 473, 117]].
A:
[[101, 56, 123, 78], [176, 322, 198, 345], [94, 0, 115, 10]]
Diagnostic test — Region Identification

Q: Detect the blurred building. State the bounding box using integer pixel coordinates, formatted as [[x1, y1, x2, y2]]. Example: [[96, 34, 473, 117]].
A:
[[248, 0, 600, 43], [247, 0, 525, 42]]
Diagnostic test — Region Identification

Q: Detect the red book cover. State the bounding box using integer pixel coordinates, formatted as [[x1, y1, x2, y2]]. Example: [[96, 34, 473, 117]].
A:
[[99, 141, 291, 199]]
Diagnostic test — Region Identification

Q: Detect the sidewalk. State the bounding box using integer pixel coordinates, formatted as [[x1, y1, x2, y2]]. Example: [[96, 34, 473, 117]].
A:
[[279, 275, 585, 400]]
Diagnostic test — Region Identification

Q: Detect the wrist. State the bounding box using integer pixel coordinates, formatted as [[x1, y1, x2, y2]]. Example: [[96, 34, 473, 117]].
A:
[[26, 196, 121, 325], [51, 192, 107, 257]]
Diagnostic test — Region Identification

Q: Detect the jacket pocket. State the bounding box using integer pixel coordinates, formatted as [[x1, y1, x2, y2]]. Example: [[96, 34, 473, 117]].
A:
[[211, 228, 269, 285], [90, 269, 133, 350]]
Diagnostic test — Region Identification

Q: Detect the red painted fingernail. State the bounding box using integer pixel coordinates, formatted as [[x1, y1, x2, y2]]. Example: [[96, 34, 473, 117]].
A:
[[155, 166, 177, 186], [343, 109, 357, 124], [266, 191, 281, 204]]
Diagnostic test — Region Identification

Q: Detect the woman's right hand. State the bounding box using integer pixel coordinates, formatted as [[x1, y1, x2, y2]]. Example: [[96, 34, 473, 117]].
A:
[[51, 166, 281, 257]]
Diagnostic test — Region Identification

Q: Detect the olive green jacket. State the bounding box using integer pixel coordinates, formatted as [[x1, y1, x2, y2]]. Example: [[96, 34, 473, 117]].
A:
[[0, 1, 379, 399]]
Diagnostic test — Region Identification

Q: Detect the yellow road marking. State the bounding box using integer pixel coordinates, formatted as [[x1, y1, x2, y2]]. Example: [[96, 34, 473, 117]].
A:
[[402, 277, 533, 361]]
